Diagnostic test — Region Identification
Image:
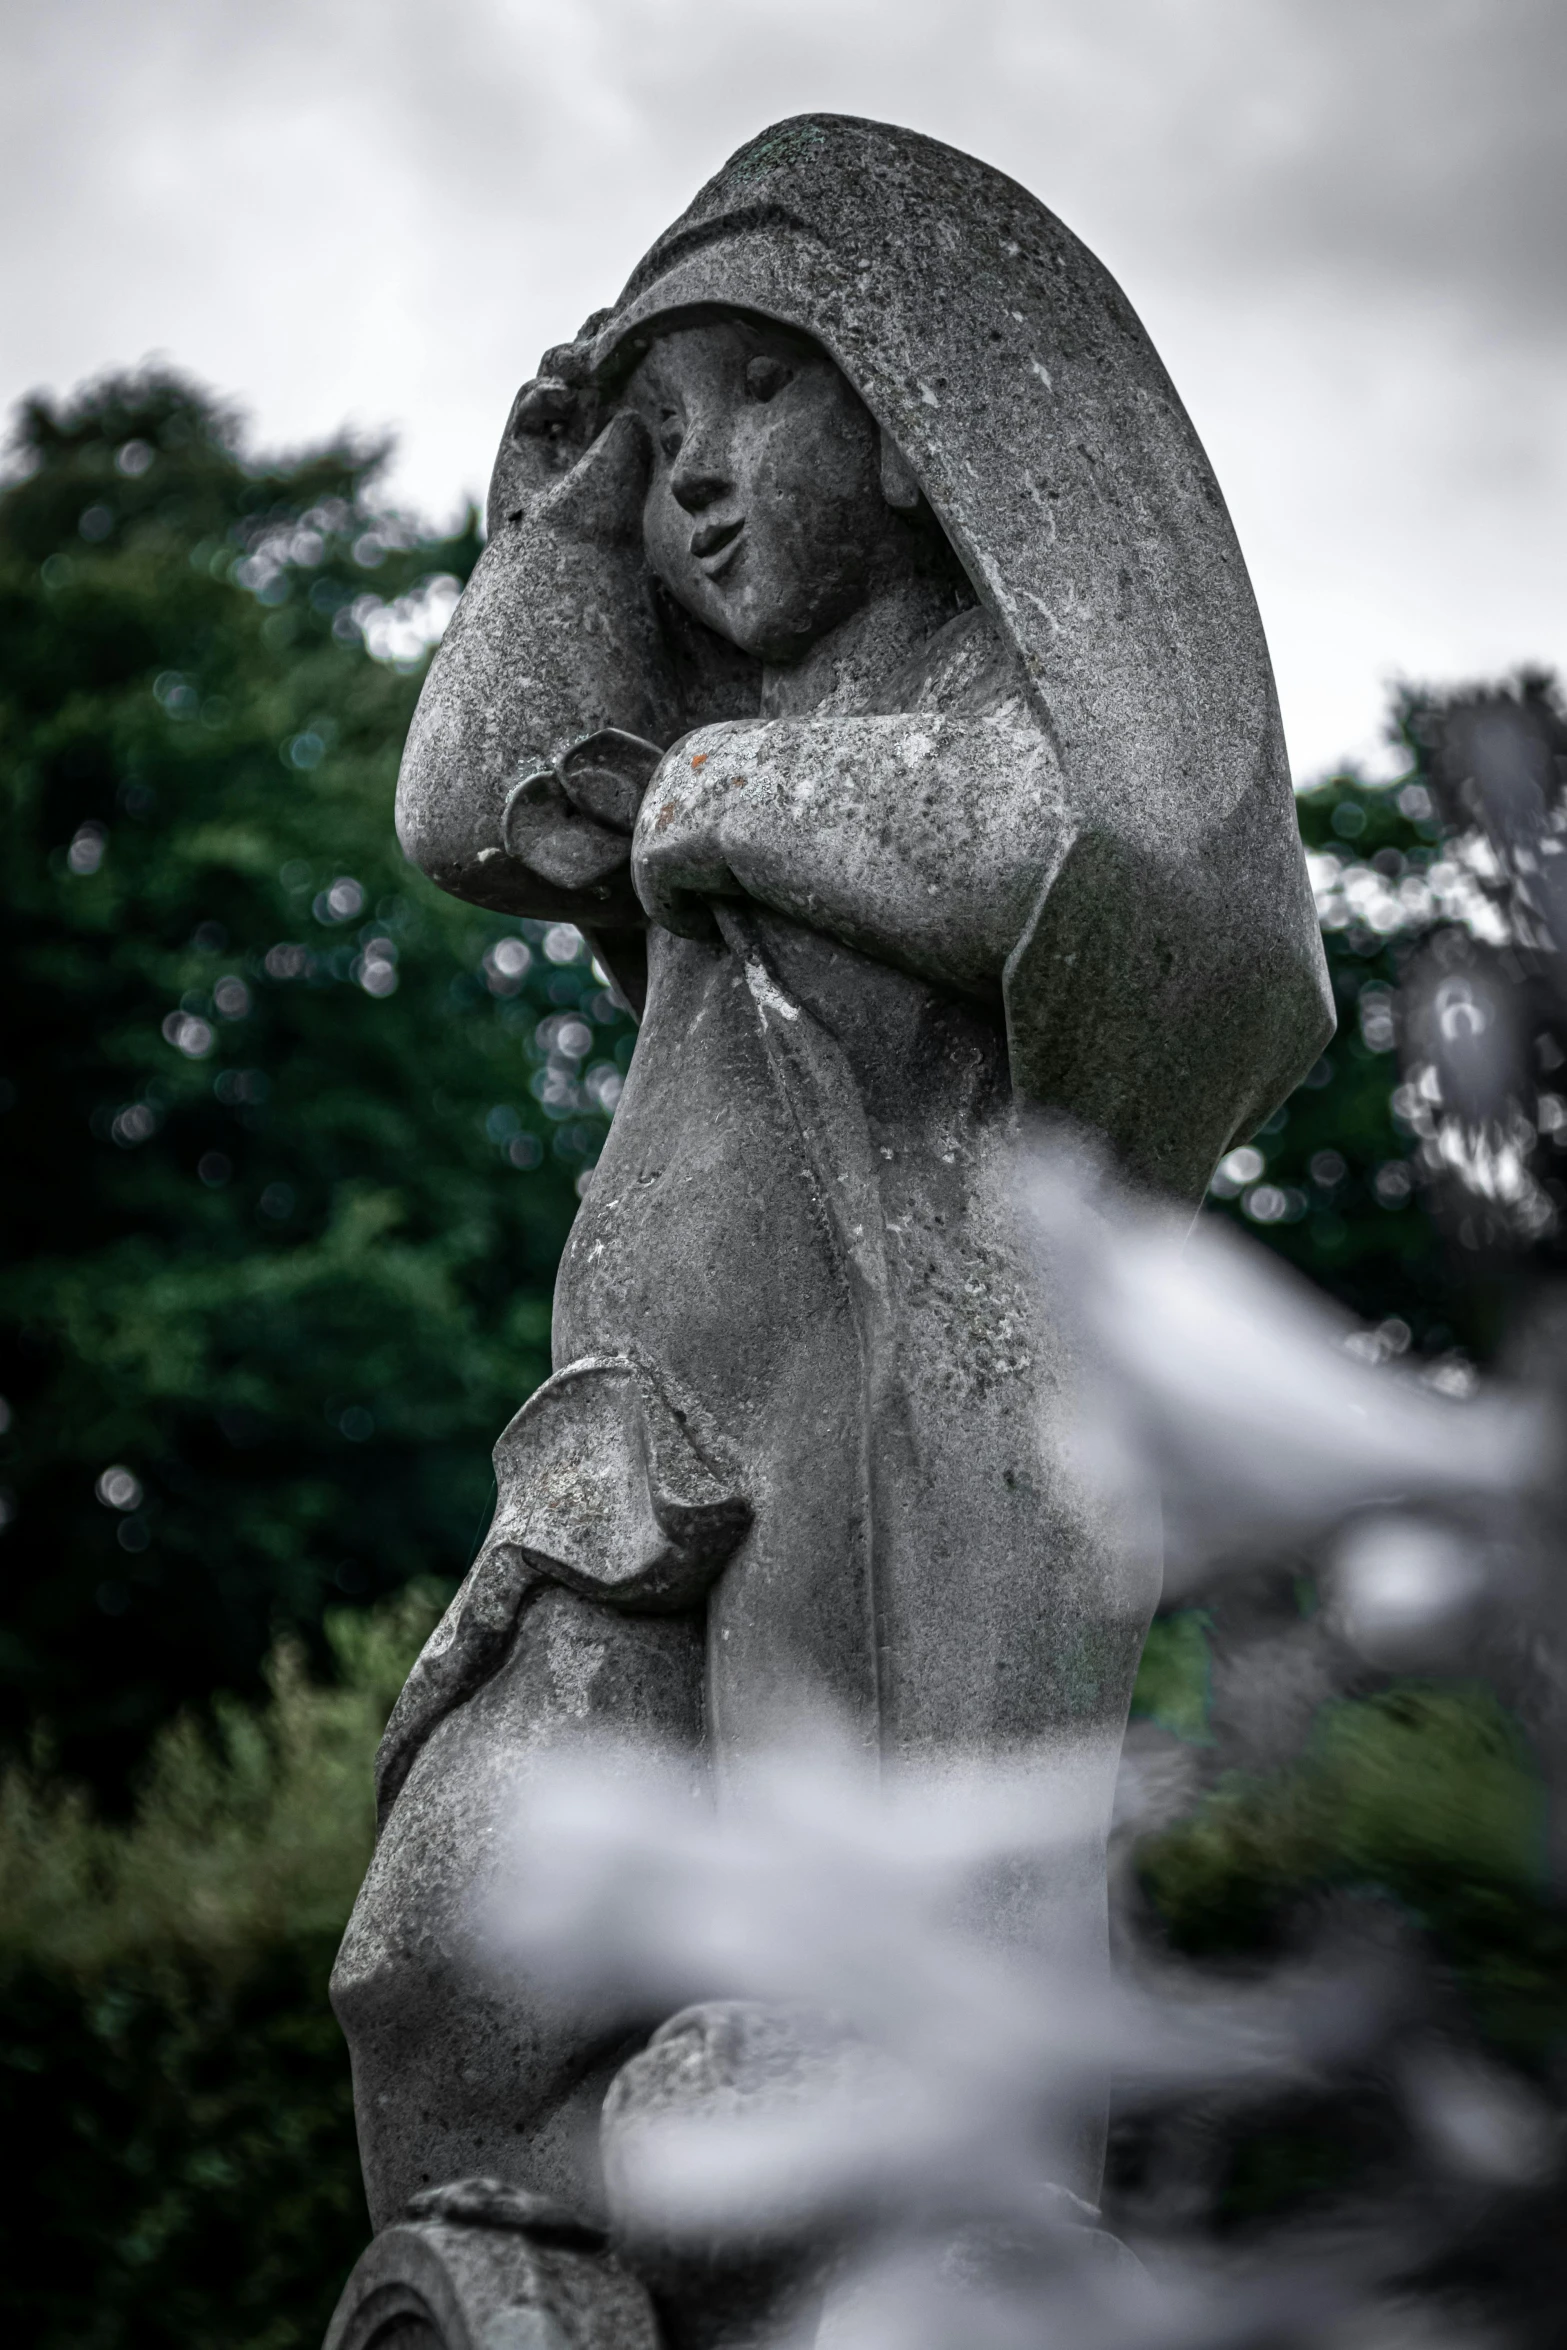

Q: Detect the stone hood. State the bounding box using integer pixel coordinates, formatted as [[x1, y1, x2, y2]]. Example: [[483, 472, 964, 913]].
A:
[[592, 113, 1334, 1193]]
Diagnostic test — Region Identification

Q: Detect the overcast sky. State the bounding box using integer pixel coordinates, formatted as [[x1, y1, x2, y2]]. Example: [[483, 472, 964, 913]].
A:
[[4, 0, 1563, 779]]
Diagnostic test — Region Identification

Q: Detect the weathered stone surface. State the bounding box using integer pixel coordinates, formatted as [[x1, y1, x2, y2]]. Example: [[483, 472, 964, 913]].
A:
[[331, 108, 1333, 2337], [333, 1586, 704, 2229], [321, 2203, 659, 2350]]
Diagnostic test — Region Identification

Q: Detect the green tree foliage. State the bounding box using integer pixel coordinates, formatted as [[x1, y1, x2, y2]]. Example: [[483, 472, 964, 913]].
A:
[[0, 373, 635, 1791], [0, 1585, 441, 2350], [1139, 1680, 1556, 2045], [1120, 1667, 1566, 2247], [1202, 750, 1486, 1355]]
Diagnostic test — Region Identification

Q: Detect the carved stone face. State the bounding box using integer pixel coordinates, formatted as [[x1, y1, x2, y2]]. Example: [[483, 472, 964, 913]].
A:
[[622, 316, 917, 664]]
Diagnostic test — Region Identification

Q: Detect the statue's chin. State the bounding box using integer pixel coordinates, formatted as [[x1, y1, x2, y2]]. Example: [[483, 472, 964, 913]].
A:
[[657, 566, 853, 670]]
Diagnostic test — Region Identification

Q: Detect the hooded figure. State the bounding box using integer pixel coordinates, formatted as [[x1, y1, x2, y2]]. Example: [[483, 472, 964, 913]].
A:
[[331, 116, 1333, 2238]]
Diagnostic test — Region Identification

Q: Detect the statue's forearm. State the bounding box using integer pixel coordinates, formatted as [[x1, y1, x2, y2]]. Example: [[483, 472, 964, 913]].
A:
[[634, 715, 1072, 1001]]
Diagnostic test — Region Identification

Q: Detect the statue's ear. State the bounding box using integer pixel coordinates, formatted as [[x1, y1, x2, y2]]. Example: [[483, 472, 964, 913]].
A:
[[879, 429, 922, 513]]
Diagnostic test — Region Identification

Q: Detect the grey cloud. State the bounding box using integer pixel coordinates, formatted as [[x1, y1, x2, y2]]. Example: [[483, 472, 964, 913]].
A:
[[1, 0, 1562, 773]]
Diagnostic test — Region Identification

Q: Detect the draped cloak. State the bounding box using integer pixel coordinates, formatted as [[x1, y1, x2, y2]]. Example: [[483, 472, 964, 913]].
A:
[[331, 115, 1333, 2222]]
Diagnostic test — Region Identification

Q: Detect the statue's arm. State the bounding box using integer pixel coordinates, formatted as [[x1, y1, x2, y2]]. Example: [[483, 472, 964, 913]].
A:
[[631, 712, 1073, 1007], [635, 707, 1334, 1194]]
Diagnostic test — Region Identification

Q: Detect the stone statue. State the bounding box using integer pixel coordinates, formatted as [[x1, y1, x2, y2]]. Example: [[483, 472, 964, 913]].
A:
[[325, 113, 1332, 2349]]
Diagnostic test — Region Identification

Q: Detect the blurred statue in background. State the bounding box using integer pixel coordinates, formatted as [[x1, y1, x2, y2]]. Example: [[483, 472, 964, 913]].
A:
[[326, 113, 1331, 2350]]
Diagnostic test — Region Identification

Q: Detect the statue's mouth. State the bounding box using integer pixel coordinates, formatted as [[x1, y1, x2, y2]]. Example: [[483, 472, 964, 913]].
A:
[[691, 517, 744, 574]]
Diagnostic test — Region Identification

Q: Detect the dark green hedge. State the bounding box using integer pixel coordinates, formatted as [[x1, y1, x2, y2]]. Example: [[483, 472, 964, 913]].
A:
[[0, 1590, 439, 2349]]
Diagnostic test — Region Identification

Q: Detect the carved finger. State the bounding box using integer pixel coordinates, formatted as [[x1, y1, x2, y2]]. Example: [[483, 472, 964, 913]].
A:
[[512, 378, 579, 434], [487, 387, 576, 533], [540, 310, 612, 387], [557, 728, 665, 834], [537, 410, 651, 551], [635, 877, 724, 941], [486, 371, 605, 535], [502, 767, 632, 894], [632, 819, 736, 938]]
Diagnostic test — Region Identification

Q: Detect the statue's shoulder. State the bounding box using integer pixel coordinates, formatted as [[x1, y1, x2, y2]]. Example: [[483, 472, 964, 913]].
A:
[[860, 604, 1029, 722]]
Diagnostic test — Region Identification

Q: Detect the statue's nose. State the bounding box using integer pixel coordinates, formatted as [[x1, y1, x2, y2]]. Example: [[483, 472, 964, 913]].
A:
[[669, 428, 731, 516]]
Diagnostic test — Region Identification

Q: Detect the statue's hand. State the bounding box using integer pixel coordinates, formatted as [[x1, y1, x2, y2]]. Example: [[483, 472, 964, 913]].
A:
[[557, 728, 664, 834], [500, 729, 665, 897], [632, 727, 760, 938], [485, 312, 630, 538], [404, 316, 675, 921]]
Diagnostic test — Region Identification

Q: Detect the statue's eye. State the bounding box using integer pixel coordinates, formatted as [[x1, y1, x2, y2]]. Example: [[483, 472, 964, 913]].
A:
[[744, 357, 792, 404], [658, 413, 683, 461]]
